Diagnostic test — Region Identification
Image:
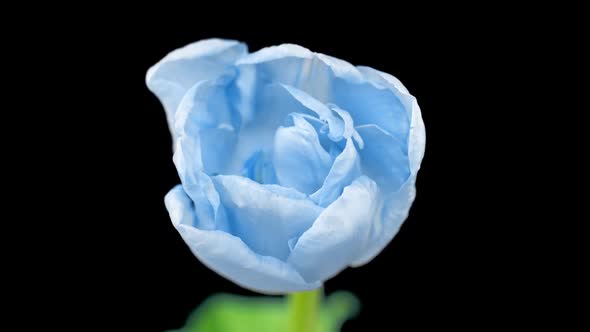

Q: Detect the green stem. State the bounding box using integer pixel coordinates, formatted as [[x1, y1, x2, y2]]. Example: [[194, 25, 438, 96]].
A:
[[287, 288, 322, 332]]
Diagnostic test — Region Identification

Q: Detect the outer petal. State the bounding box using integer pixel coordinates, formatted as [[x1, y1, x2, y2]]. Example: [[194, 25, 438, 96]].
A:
[[165, 185, 321, 293], [173, 77, 237, 177], [350, 178, 416, 267], [356, 66, 409, 93], [408, 96, 426, 174], [356, 124, 410, 193], [330, 78, 409, 144], [350, 122, 425, 266], [356, 65, 426, 165], [287, 176, 381, 282], [211, 175, 324, 261], [350, 68, 426, 266], [146, 39, 247, 137]]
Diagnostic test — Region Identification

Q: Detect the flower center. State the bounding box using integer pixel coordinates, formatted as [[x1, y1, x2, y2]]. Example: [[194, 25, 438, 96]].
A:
[[241, 150, 276, 184]]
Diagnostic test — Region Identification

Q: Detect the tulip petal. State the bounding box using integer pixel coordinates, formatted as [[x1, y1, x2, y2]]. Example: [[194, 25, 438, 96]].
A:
[[273, 113, 333, 194], [279, 84, 344, 141], [350, 178, 416, 267], [310, 138, 362, 207], [165, 185, 321, 293], [146, 39, 247, 137], [288, 176, 381, 282], [329, 104, 364, 148], [173, 78, 237, 177], [330, 79, 409, 144], [356, 124, 410, 193], [408, 96, 426, 174], [356, 65, 425, 155], [211, 175, 324, 261], [349, 68, 426, 266], [356, 65, 409, 94]]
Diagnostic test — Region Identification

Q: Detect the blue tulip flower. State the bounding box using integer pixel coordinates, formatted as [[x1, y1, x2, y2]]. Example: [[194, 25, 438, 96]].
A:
[[147, 39, 425, 294]]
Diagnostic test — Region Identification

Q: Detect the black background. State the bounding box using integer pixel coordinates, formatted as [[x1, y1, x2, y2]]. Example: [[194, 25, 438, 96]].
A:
[[25, 16, 533, 331]]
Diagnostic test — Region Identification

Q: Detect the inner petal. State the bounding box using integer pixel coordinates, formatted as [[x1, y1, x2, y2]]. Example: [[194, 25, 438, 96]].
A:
[[223, 83, 317, 177], [310, 138, 362, 207], [273, 113, 333, 194]]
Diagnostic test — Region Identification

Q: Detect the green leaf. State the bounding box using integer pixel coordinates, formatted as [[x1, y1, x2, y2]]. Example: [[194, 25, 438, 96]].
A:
[[168, 292, 360, 332]]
